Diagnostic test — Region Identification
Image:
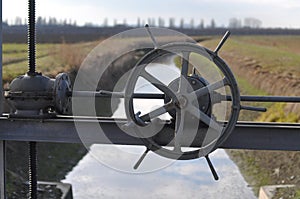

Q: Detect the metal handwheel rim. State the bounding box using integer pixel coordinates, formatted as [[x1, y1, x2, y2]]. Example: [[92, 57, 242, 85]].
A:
[[125, 42, 240, 160]]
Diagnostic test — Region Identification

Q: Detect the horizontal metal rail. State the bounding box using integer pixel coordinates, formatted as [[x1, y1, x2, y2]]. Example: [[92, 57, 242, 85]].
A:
[[70, 91, 165, 99], [0, 116, 299, 151], [238, 95, 300, 102], [70, 91, 300, 103]]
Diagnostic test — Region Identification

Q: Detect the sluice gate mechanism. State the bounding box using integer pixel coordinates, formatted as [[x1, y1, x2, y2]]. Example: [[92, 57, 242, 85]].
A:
[[0, 0, 300, 198]]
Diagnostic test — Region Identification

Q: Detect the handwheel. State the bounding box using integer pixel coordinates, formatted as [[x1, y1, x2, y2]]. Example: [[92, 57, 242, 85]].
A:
[[125, 42, 241, 161]]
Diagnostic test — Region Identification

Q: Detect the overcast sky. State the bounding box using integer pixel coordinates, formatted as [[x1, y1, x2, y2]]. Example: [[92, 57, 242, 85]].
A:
[[2, 0, 300, 28], [63, 148, 256, 199]]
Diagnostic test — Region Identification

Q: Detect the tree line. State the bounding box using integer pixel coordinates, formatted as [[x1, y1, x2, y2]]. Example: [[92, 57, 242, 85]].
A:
[[3, 16, 262, 29]]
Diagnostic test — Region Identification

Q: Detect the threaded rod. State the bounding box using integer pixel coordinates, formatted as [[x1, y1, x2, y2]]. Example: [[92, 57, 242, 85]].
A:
[[27, 0, 36, 75], [28, 141, 37, 199]]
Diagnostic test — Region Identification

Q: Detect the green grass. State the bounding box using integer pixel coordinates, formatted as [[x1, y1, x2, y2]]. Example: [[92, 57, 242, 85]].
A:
[[236, 76, 269, 96], [233, 36, 300, 55], [2, 43, 58, 81], [295, 189, 300, 199], [202, 36, 300, 123], [227, 149, 272, 195], [3, 43, 28, 54], [209, 36, 300, 198], [235, 76, 274, 121], [259, 103, 299, 123], [202, 36, 300, 77], [2, 42, 98, 84]]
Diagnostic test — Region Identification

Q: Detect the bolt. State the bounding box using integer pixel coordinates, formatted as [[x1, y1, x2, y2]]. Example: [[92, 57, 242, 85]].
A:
[[191, 80, 196, 85], [202, 106, 206, 110]]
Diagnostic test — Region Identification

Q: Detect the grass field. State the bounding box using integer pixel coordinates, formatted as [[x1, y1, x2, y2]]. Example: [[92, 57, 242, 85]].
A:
[[2, 42, 99, 198], [202, 36, 300, 123], [201, 36, 300, 198], [202, 36, 300, 76], [2, 42, 99, 83], [2, 36, 300, 198], [3, 36, 300, 122], [3, 36, 299, 120]]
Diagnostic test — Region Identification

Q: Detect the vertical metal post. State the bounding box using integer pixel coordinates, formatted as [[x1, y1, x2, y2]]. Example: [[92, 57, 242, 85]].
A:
[[0, 142, 5, 199], [28, 142, 37, 199], [27, 0, 38, 198], [0, 0, 6, 198], [0, 0, 3, 113]]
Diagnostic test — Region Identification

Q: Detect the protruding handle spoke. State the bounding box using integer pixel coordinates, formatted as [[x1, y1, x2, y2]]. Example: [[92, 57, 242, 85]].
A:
[[205, 155, 219, 180], [145, 24, 158, 48], [187, 104, 222, 132], [214, 30, 231, 55], [134, 147, 150, 170], [188, 77, 228, 100], [174, 110, 185, 152]]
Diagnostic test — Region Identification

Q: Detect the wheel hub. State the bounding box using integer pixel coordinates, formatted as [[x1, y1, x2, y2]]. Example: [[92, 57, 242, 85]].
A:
[[165, 75, 211, 118], [176, 95, 188, 109]]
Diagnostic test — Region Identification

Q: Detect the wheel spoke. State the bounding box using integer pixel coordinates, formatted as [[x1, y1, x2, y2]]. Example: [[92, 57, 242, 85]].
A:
[[140, 102, 175, 122], [187, 104, 222, 132], [187, 77, 228, 99], [174, 110, 185, 152], [181, 52, 190, 78], [141, 70, 173, 95], [178, 52, 190, 93]]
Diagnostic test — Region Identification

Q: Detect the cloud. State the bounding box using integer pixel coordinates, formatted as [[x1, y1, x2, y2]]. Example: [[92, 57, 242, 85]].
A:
[[63, 149, 256, 199]]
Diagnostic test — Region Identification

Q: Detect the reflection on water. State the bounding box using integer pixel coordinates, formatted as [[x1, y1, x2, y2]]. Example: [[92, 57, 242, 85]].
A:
[[63, 148, 256, 199]]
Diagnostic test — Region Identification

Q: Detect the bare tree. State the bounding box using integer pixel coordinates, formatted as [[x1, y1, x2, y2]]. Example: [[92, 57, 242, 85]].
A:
[[158, 17, 165, 27], [169, 18, 175, 28], [137, 17, 141, 27], [210, 19, 216, 29], [147, 18, 152, 26], [123, 18, 127, 26], [180, 18, 184, 29], [103, 18, 108, 27], [37, 16, 43, 26], [14, 16, 22, 25], [190, 18, 194, 29], [228, 18, 242, 28], [244, 18, 262, 28], [199, 19, 204, 29], [151, 18, 156, 26]]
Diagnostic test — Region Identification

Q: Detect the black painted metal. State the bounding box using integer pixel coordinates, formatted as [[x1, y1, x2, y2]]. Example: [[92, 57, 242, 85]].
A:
[[205, 155, 219, 180], [28, 142, 37, 199], [70, 91, 165, 99], [124, 42, 241, 160], [27, 1, 38, 198], [214, 30, 231, 54], [240, 105, 267, 112], [0, 0, 5, 197], [0, 117, 299, 151], [0, 141, 6, 199], [235, 95, 300, 102], [27, 0, 36, 76], [71, 91, 300, 104]]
